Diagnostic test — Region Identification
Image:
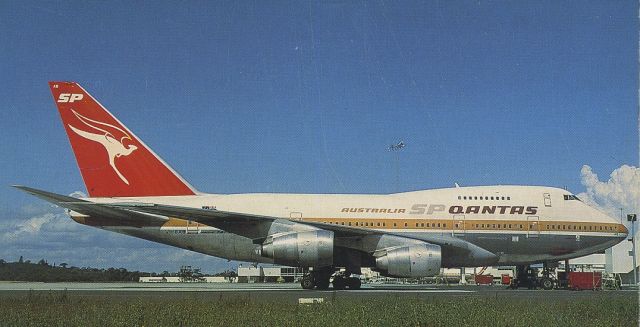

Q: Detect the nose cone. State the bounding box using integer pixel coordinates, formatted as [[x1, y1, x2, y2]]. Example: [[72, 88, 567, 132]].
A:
[[618, 224, 629, 239], [619, 223, 629, 238], [600, 211, 628, 239], [585, 203, 628, 240], [601, 213, 628, 241]]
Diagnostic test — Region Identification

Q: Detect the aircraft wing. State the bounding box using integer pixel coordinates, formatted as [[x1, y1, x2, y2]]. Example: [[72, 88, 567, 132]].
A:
[[103, 202, 387, 236], [13, 186, 168, 227], [103, 202, 483, 257], [106, 202, 279, 224], [108, 202, 493, 260]]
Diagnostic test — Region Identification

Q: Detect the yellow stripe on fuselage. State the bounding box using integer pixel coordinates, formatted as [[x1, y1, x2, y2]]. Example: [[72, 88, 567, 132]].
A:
[[302, 217, 627, 234]]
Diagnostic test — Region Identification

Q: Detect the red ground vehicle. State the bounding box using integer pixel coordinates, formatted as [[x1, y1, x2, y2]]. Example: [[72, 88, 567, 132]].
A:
[[568, 272, 602, 290], [474, 274, 494, 285]]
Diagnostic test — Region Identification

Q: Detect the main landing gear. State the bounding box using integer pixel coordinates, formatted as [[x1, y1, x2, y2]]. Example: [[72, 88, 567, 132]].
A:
[[509, 262, 557, 290], [300, 267, 361, 290]]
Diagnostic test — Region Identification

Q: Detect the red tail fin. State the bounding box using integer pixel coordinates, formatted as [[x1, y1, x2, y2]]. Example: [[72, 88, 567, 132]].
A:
[[49, 81, 197, 197]]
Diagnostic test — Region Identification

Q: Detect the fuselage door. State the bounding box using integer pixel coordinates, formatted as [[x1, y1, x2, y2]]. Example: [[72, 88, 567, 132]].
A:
[[290, 212, 303, 221], [452, 215, 465, 237], [527, 216, 540, 238], [543, 193, 552, 207], [186, 220, 199, 234]]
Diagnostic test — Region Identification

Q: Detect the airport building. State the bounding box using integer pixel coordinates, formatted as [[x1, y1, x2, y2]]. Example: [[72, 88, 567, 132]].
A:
[[237, 264, 305, 283]]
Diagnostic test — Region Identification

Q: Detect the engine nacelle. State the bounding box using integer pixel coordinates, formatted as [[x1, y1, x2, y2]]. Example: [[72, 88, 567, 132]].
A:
[[375, 243, 441, 278], [260, 230, 334, 267]]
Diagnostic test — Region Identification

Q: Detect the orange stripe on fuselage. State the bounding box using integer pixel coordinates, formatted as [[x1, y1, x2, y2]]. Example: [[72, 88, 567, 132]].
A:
[[72, 215, 626, 235], [302, 217, 627, 234]]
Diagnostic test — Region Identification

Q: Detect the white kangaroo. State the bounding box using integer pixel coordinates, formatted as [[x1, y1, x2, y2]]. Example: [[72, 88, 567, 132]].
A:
[[67, 110, 138, 185]]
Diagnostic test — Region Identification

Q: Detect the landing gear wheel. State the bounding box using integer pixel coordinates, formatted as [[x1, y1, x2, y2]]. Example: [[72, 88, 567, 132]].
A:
[[316, 277, 330, 290], [541, 277, 554, 290], [301, 275, 315, 290], [346, 277, 361, 290], [332, 276, 346, 290], [313, 269, 332, 290]]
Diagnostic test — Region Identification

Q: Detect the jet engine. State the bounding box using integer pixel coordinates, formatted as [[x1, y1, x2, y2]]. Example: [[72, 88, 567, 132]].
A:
[[375, 243, 441, 278], [259, 230, 334, 267]]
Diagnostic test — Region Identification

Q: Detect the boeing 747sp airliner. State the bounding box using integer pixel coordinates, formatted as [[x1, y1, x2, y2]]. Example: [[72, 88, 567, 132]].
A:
[[15, 82, 628, 290]]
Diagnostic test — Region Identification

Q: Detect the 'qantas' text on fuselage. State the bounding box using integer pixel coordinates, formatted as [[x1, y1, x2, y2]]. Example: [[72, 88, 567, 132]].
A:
[[340, 204, 538, 215]]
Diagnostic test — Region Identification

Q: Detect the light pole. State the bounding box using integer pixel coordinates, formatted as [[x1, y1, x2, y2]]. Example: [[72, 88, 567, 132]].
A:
[[628, 213, 637, 286]]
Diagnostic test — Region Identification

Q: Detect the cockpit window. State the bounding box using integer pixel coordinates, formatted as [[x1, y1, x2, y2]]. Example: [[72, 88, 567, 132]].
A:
[[563, 194, 581, 201]]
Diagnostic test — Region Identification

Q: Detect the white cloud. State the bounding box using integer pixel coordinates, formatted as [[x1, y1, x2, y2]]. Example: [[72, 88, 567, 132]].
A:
[[4, 212, 60, 241], [0, 191, 236, 273], [577, 165, 640, 224], [68, 191, 87, 199], [576, 165, 639, 274]]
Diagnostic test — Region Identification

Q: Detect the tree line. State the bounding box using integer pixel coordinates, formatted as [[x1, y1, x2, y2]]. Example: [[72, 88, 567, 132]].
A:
[[0, 256, 158, 282], [0, 257, 237, 282]]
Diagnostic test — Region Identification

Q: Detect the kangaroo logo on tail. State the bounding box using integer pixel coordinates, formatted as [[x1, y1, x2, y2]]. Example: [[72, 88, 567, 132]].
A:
[[67, 109, 138, 185]]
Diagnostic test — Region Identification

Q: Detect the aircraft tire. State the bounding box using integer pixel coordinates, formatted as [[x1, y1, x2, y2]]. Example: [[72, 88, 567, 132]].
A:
[[346, 277, 361, 290], [541, 277, 554, 290], [333, 276, 346, 290], [316, 277, 330, 290], [301, 275, 315, 289]]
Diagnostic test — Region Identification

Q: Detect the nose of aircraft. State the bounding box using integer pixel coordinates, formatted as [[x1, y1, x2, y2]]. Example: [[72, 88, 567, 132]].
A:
[[619, 222, 629, 238], [601, 211, 628, 240], [586, 202, 629, 240]]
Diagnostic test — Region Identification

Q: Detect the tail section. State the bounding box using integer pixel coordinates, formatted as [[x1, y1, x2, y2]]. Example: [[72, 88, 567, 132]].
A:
[[49, 81, 197, 197]]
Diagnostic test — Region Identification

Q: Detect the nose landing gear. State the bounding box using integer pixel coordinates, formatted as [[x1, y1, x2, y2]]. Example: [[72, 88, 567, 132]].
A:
[[509, 262, 558, 290]]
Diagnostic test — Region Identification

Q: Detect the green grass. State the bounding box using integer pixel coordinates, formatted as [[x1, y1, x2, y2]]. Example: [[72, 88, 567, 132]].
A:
[[0, 290, 637, 327]]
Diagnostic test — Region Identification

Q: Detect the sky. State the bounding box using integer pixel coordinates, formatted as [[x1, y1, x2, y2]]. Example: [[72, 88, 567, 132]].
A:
[[0, 1, 638, 273]]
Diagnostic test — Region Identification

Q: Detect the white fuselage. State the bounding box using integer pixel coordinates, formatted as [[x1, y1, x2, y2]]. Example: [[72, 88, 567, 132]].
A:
[[78, 185, 627, 267]]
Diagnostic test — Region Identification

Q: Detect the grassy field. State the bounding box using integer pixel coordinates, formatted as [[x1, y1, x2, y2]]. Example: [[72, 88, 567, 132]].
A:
[[0, 290, 637, 326]]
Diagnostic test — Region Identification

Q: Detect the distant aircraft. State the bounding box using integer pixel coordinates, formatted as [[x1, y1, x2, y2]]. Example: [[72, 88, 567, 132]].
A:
[[388, 141, 405, 151], [15, 82, 628, 290]]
